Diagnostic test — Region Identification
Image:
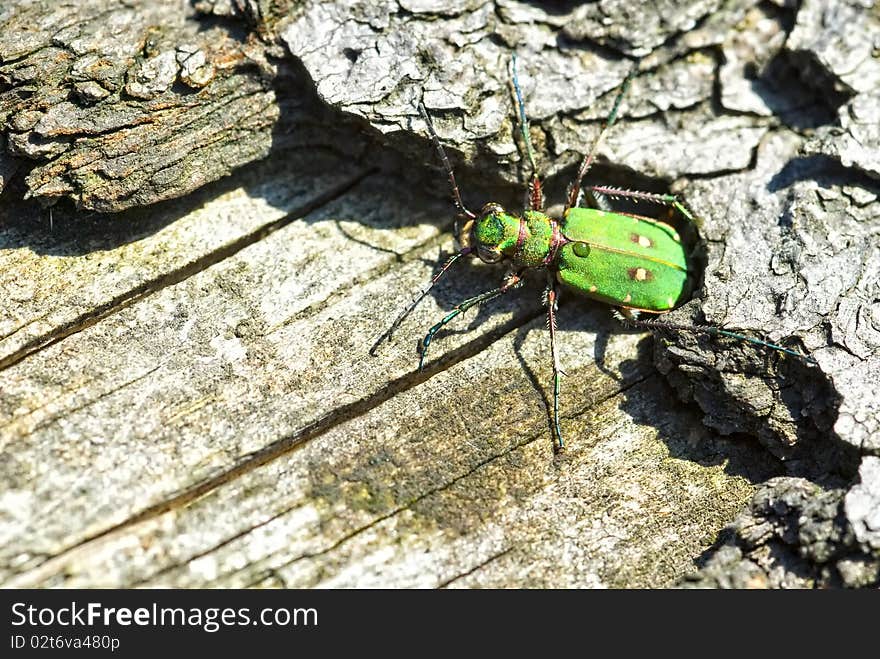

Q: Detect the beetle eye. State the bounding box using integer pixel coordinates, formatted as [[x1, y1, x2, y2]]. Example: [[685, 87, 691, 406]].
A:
[[477, 245, 503, 263]]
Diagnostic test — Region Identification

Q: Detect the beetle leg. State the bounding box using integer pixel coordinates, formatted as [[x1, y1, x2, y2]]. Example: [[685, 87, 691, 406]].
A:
[[370, 247, 474, 356], [565, 61, 640, 212], [544, 275, 565, 453], [585, 186, 695, 223], [417, 272, 523, 371], [583, 186, 613, 211], [615, 312, 817, 364], [616, 307, 640, 321], [510, 54, 545, 211], [501, 269, 524, 291], [418, 103, 476, 221]]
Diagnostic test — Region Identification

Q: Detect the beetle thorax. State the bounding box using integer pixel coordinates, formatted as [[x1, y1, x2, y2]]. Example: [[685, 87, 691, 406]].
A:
[[466, 203, 563, 269]]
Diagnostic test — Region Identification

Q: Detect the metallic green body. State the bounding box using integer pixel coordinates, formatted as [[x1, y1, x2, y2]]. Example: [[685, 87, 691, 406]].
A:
[[557, 207, 689, 312], [475, 209, 555, 268], [474, 205, 690, 312]]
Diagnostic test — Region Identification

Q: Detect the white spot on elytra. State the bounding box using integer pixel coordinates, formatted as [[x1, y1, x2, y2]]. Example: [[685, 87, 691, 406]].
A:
[[623, 293, 632, 303], [638, 235, 652, 248]]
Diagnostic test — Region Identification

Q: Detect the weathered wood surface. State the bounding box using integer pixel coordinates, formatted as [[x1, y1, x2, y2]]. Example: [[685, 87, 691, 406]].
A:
[[0, 149, 776, 587], [1, 0, 879, 588]]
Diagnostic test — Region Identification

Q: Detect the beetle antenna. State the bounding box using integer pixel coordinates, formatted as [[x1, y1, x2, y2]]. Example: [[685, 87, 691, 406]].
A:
[[418, 102, 476, 220], [565, 60, 640, 211], [369, 247, 473, 355], [510, 54, 544, 211], [615, 313, 817, 364]]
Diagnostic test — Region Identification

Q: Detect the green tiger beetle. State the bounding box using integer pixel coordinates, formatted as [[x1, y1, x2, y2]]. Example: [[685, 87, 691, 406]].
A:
[[371, 54, 816, 453]]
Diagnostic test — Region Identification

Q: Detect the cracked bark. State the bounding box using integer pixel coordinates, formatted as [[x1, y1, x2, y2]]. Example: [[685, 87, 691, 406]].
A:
[[0, 0, 303, 210], [1, 0, 878, 587]]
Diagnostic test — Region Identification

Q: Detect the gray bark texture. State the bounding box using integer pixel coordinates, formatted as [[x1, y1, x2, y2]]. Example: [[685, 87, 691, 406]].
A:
[[1, 0, 878, 588]]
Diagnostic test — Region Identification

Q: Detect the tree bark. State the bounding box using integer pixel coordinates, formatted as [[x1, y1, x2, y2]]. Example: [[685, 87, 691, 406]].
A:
[[1, 0, 878, 587]]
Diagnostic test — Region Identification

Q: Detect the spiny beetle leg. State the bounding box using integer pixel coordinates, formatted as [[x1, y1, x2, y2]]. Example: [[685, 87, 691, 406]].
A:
[[544, 275, 565, 453], [417, 272, 523, 371], [614, 311, 818, 364], [587, 186, 695, 222]]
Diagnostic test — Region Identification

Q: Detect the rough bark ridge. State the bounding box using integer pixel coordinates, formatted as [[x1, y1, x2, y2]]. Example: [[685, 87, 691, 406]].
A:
[[1, 0, 878, 587], [0, 0, 294, 210]]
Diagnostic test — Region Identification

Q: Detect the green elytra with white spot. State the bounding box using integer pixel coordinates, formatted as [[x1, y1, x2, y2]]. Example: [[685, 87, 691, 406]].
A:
[[474, 206, 690, 312], [370, 54, 815, 453]]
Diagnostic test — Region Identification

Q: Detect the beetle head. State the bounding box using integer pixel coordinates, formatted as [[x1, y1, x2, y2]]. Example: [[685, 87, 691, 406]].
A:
[[459, 202, 517, 264]]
